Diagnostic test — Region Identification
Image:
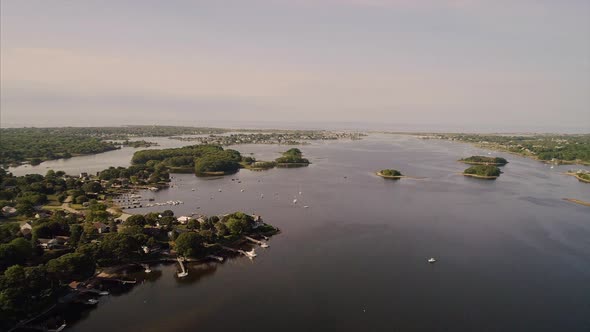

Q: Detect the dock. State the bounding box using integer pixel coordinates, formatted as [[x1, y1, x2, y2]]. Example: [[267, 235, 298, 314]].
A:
[[177, 257, 188, 277], [245, 236, 270, 248]]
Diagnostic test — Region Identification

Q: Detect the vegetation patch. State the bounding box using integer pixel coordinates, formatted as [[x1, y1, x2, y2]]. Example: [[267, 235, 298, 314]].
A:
[[463, 165, 502, 179], [459, 156, 508, 165], [275, 148, 310, 167], [376, 169, 404, 179]]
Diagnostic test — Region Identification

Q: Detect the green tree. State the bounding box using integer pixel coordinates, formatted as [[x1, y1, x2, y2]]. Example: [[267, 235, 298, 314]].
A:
[[46, 253, 96, 282], [124, 214, 146, 227], [174, 232, 202, 257]]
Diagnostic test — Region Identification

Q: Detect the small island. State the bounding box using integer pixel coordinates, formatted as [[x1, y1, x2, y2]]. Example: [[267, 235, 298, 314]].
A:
[[376, 169, 404, 179], [462, 165, 502, 179], [275, 148, 310, 167], [459, 155, 508, 166]]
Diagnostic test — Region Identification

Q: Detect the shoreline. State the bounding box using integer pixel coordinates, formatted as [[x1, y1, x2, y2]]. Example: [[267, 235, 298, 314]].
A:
[[563, 198, 590, 207], [461, 173, 499, 180], [564, 172, 590, 183], [458, 160, 507, 166], [375, 172, 404, 179]]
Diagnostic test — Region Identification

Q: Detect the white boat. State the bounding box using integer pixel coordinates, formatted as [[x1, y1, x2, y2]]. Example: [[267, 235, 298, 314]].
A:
[[218, 189, 222, 192], [244, 249, 257, 258], [241, 189, 245, 192], [260, 243, 270, 248], [48, 323, 67, 332], [299, 191, 302, 195], [177, 271, 188, 278], [428, 258, 437, 263], [145, 268, 152, 273], [293, 199, 298, 204], [85, 299, 99, 305], [99, 291, 109, 296], [191, 188, 196, 191]]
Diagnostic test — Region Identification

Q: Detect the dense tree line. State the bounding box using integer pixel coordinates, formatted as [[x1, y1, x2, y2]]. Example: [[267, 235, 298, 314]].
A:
[[0, 129, 119, 166], [379, 169, 402, 176], [463, 165, 502, 177], [434, 134, 590, 164], [275, 148, 310, 164], [460, 156, 508, 165], [132, 145, 243, 175]]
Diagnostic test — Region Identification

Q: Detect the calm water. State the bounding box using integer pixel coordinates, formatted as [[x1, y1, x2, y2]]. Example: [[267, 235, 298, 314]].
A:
[[22, 135, 590, 331]]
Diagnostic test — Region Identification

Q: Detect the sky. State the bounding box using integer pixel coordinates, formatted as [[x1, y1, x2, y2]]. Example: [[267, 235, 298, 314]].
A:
[[1, 0, 589, 132]]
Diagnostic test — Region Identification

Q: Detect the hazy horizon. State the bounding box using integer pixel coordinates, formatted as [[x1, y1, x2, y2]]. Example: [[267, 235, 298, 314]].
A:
[[1, 1, 589, 132]]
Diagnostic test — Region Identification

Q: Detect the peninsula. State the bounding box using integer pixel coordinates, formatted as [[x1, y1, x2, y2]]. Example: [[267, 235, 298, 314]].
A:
[[0, 164, 279, 330]]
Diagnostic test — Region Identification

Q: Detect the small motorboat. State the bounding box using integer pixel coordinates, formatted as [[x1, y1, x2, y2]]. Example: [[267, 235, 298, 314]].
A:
[[85, 299, 99, 305], [260, 243, 270, 248], [244, 249, 257, 258], [241, 189, 245, 192], [303, 205, 309, 208], [428, 258, 437, 264], [293, 198, 298, 204], [145, 268, 152, 273], [177, 271, 188, 278], [99, 291, 110, 296]]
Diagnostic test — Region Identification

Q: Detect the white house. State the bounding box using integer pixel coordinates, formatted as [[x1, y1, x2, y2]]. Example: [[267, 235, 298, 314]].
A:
[[177, 216, 191, 224], [20, 221, 33, 236], [2, 206, 17, 217]]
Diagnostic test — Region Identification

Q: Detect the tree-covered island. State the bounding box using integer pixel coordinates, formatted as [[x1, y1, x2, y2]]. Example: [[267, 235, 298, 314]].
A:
[[462, 165, 502, 179], [376, 169, 404, 179], [459, 156, 508, 166], [274, 148, 311, 167]]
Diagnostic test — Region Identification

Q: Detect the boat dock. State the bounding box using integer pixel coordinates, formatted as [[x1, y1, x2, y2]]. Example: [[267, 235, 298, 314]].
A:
[[97, 277, 137, 284], [245, 236, 270, 248], [177, 257, 188, 277]]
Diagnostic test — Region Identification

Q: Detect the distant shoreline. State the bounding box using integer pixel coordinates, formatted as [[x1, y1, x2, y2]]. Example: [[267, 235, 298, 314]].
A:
[[458, 160, 506, 166]]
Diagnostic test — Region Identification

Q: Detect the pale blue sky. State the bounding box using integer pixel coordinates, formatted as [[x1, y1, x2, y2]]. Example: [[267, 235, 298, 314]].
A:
[[1, 0, 589, 131]]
